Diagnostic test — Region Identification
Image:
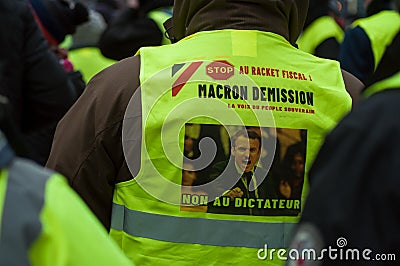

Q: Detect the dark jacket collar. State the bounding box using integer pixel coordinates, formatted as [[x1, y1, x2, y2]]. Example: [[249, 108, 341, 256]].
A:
[[172, 0, 309, 46]]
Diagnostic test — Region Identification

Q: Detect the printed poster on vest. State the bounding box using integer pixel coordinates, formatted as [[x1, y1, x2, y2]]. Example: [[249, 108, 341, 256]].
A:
[[134, 59, 314, 220]]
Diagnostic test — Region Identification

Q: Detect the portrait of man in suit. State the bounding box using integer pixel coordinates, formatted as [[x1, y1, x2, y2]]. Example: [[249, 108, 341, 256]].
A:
[[206, 127, 277, 215], [181, 124, 304, 216]]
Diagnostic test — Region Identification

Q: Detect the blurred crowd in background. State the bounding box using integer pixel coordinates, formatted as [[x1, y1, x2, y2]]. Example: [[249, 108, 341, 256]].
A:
[[1, 0, 394, 167]]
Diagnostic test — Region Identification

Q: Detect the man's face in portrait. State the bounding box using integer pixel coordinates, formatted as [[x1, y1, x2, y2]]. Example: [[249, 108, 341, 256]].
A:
[[231, 135, 261, 173]]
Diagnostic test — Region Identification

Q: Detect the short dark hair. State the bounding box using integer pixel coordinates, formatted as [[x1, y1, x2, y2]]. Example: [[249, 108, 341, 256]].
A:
[[231, 129, 261, 149]]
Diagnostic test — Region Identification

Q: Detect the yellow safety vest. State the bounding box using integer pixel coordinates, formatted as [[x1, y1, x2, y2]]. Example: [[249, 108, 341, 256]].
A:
[[68, 47, 116, 83], [111, 29, 351, 265], [363, 71, 400, 97], [297, 16, 344, 55], [0, 159, 132, 266], [147, 7, 173, 45], [353, 11, 400, 70]]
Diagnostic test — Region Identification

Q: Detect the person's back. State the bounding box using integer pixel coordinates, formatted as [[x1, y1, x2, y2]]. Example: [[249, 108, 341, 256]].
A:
[[0, 131, 133, 266], [47, 0, 362, 264], [339, 0, 400, 85], [0, 0, 79, 165], [287, 24, 400, 265], [98, 0, 173, 60], [297, 0, 345, 60]]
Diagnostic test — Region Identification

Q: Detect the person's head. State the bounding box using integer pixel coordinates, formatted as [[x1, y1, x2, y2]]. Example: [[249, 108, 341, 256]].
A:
[[278, 179, 292, 199], [283, 143, 305, 179], [184, 134, 195, 155], [126, 0, 139, 8], [71, 9, 107, 48], [291, 152, 305, 178], [182, 161, 197, 186], [30, 0, 89, 45], [183, 123, 200, 158], [363, 0, 397, 16], [231, 129, 261, 173], [304, 0, 342, 28], [246, 126, 262, 138], [171, 0, 309, 46]]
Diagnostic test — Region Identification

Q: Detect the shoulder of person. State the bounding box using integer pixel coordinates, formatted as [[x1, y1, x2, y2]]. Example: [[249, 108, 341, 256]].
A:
[[86, 56, 141, 103], [341, 69, 364, 105], [90, 55, 140, 84]]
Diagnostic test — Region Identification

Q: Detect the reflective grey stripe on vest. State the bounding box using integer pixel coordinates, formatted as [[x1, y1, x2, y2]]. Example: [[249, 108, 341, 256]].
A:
[[0, 158, 52, 266], [111, 203, 295, 248]]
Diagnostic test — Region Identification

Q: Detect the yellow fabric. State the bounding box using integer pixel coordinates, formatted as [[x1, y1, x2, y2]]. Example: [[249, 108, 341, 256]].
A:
[[29, 174, 132, 266], [231, 30, 258, 57], [68, 47, 116, 83], [112, 29, 351, 265], [0, 170, 8, 232], [363, 71, 400, 97], [297, 16, 344, 55], [147, 7, 173, 45], [353, 11, 400, 70], [110, 230, 283, 266], [59, 35, 73, 49]]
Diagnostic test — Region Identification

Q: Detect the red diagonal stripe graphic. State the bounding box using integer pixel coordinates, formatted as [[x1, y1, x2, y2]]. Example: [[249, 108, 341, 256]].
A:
[[172, 61, 203, 97]]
